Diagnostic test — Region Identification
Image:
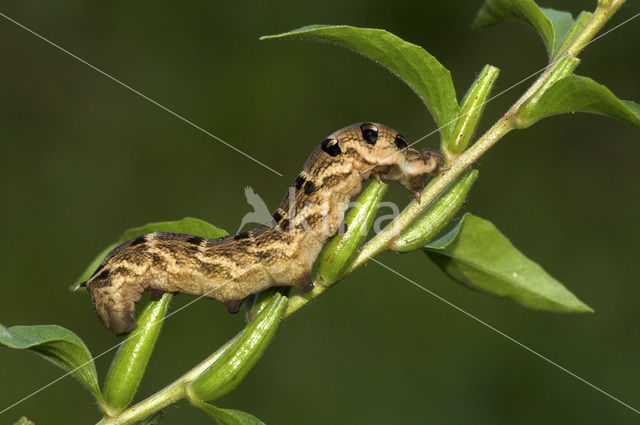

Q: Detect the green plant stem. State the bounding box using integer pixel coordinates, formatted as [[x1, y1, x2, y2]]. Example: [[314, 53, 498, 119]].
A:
[[281, 116, 510, 318], [348, 118, 513, 270], [96, 1, 626, 423], [566, 0, 626, 58], [96, 337, 237, 425], [346, 0, 627, 268]]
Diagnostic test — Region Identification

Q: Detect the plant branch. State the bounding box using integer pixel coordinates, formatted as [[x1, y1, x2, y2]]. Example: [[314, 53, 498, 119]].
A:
[[96, 337, 237, 425], [97, 1, 626, 423], [347, 0, 628, 269]]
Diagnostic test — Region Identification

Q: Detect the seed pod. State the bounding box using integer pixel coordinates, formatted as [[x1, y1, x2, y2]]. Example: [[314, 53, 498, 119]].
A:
[[103, 293, 173, 415], [186, 292, 288, 402], [552, 11, 592, 60], [448, 65, 500, 157], [516, 55, 580, 128], [317, 180, 388, 284], [246, 287, 290, 322], [392, 169, 478, 252]]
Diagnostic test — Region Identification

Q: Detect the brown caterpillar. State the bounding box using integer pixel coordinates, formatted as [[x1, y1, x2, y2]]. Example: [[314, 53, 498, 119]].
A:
[[81, 122, 445, 335]]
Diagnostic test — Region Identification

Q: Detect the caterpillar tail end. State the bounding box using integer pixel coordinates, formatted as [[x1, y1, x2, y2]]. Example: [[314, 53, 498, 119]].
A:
[[73, 281, 87, 291], [85, 271, 143, 335], [107, 310, 138, 336]]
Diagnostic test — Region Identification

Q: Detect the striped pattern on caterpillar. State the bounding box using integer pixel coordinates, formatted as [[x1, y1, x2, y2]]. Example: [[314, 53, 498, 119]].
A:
[[81, 122, 445, 335]]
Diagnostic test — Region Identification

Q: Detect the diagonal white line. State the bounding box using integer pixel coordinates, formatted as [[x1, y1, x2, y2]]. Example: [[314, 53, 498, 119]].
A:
[[366, 255, 640, 415], [0, 251, 281, 416], [359, 10, 640, 177], [0, 11, 283, 177]]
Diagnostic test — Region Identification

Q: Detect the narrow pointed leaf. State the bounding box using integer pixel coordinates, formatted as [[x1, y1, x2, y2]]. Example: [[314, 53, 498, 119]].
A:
[[474, 0, 575, 57], [74, 217, 228, 287], [0, 324, 102, 402], [192, 401, 265, 425], [424, 214, 592, 313], [540, 7, 575, 54], [261, 25, 459, 143], [103, 293, 173, 415], [517, 75, 640, 129]]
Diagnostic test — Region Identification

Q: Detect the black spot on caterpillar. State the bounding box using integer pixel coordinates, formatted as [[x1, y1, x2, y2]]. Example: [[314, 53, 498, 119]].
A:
[[303, 180, 315, 195], [130, 235, 147, 246], [321, 138, 341, 156], [82, 122, 445, 335], [186, 236, 205, 246], [360, 122, 378, 145], [234, 231, 250, 240], [394, 134, 408, 149], [278, 218, 290, 232], [95, 268, 110, 281], [272, 209, 284, 223]]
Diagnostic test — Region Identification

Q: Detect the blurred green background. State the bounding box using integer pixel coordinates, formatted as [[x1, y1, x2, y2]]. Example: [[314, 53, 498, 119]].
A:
[[1, 1, 639, 424]]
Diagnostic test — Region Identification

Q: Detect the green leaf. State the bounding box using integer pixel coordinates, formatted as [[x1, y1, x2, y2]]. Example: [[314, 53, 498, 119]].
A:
[[540, 7, 574, 54], [517, 75, 640, 129], [261, 25, 460, 143], [424, 214, 592, 313], [193, 401, 265, 425], [0, 324, 103, 403], [74, 217, 228, 288], [473, 0, 576, 57], [13, 417, 35, 425], [103, 293, 173, 415]]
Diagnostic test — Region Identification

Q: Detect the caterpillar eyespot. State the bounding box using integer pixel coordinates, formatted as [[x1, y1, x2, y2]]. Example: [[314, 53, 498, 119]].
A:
[[360, 123, 378, 145], [321, 138, 341, 156], [394, 134, 408, 149], [83, 122, 445, 335]]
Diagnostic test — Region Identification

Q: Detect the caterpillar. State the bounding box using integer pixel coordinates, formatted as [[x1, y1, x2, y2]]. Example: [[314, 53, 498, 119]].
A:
[[82, 122, 445, 335]]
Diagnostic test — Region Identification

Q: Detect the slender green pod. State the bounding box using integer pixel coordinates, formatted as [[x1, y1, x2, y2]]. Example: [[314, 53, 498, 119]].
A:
[[103, 293, 173, 415], [516, 55, 580, 127], [552, 11, 593, 61], [392, 169, 478, 252], [448, 65, 500, 157], [186, 292, 288, 402], [317, 180, 388, 284], [246, 287, 289, 322]]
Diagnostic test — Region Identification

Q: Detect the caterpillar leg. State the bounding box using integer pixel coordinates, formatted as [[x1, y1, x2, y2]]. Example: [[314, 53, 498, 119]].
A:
[[150, 289, 166, 301], [109, 310, 138, 336], [87, 276, 144, 335], [292, 272, 314, 292], [223, 299, 244, 314]]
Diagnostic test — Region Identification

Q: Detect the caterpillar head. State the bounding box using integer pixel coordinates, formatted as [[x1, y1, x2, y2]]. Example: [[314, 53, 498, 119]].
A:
[[321, 122, 445, 196]]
